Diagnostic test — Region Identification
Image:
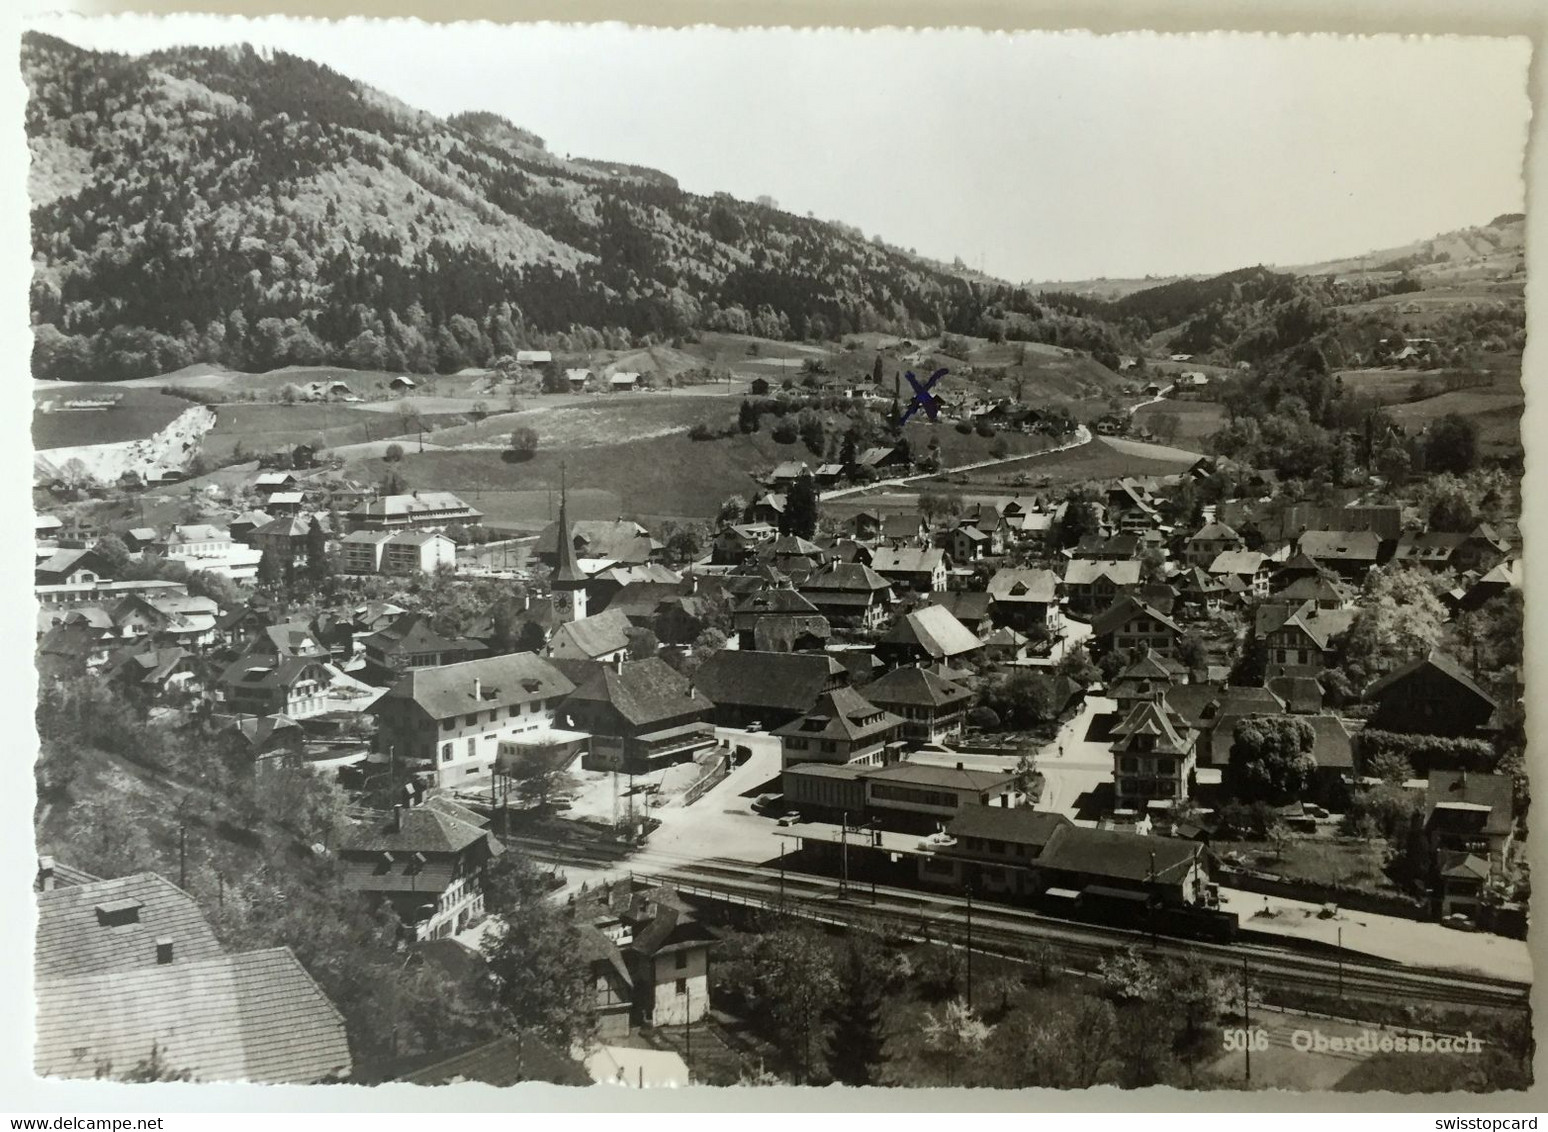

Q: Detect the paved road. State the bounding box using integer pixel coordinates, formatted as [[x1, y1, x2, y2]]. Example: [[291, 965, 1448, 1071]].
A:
[[820, 424, 1093, 501], [1033, 694, 1118, 824]]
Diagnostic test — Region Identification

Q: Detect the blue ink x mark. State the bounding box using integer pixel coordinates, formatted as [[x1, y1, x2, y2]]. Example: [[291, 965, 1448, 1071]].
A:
[[899, 368, 948, 426]]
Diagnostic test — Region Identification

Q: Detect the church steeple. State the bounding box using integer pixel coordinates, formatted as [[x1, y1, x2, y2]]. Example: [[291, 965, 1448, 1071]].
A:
[[552, 465, 586, 623]]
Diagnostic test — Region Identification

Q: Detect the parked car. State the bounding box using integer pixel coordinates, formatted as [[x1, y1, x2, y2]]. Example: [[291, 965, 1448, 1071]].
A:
[[777, 812, 802, 826], [1442, 913, 1477, 932]]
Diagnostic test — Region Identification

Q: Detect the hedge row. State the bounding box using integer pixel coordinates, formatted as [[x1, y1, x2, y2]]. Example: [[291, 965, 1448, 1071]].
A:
[[1356, 729, 1495, 769]]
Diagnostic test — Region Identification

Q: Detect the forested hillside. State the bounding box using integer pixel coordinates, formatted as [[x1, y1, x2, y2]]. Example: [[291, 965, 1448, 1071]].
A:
[[24, 32, 1128, 383]]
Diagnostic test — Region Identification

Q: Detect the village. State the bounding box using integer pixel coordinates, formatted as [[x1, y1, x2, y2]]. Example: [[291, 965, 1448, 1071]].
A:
[[31, 349, 1531, 1090]]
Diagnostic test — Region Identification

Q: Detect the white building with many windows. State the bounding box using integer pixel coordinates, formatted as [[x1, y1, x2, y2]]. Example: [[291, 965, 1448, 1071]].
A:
[[372, 653, 577, 783]]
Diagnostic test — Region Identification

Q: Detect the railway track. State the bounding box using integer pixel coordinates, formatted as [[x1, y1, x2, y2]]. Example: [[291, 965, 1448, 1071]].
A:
[[635, 857, 1531, 1012]]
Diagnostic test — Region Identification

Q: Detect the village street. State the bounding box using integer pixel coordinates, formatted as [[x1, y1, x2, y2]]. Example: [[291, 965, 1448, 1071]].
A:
[[1031, 692, 1119, 825]]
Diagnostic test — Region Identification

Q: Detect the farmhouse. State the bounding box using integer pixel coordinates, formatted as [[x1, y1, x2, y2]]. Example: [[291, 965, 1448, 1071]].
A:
[[560, 656, 717, 774], [861, 664, 974, 745], [986, 567, 1061, 634], [1061, 559, 1141, 617], [869, 546, 947, 593], [337, 796, 501, 941], [690, 649, 849, 729], [1365, 651, 1499, 738]]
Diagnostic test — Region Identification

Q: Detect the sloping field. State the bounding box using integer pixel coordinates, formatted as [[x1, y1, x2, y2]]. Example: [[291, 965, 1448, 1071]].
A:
[[1388, 388, 1523, 457], [199, 403, 468, 461], [935, 436, 1196, 492], [1132, 400, 1227, 443]]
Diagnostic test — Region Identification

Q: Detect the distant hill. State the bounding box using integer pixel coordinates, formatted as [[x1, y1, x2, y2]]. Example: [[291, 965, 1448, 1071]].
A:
[[1029, 214, 1526, 300], [1287, 214, 1525, 280], [23, 31, 1128, 383]]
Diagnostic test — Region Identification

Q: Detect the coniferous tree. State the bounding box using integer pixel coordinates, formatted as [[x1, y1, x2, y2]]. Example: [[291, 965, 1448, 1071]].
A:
[[785, 471, 820, 539], [256, 547, 283, 588], [825, 943, 887, 1087], [305, 516, 331, 588]]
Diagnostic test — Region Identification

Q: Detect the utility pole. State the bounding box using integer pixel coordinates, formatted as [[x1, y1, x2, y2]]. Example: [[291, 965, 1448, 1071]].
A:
[[778, 840, 786, 903], [685, 991, 693, 1082], [179, 823, 187, 889], [1337, 925, 1344, 999], [839, 811, 850, 897], [965, 884, 974, 1008]]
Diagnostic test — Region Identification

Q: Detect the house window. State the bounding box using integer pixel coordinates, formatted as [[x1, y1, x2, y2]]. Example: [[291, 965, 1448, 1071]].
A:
[[467, 738, 476, 758], [442, 719, 454, 731], [675, 978, 687, 996], [465, 714, 478, 726], [509, 706, 520, 718], [441, 744, 452, 763], [675, 951, 687, 970], [488, 710, 497, 724]]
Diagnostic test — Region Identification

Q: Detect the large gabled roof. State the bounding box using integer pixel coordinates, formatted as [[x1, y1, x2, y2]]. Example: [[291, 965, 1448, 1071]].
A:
[[1298, 529, 1381, 561], [403, 1032, 590, 1087], [1091, 595, 1180, 638], [1039, 824, 1203, 884], [773, 687, 901, 742], [870, 547, 945, 575], [691, 650, 846, 714], [1365, 650, 1498, 709], [564, 656, 712, 728], [862, 664, 973, 709], [36, 948, 350, 1084], [380, 652, 575, 719], [547, 607, 634, 660], [883, 605, 982, 658], [800, 561, 892, 593], [1425, 771, 1513, 836], [946, 805, 1071, 846], [1207, 549, 1267, 577], [986, 568, 1059, 603], [36, 874, 224, 980], [337, 804, 491, 858], [864, 762, 1016, 794], [1062, 558, 1142, 587]]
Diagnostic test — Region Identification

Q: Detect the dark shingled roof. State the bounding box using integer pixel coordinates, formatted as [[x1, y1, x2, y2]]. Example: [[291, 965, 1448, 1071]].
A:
[[924, 590, 993, 626], [1425, 771, 1513, 837], [946, 805, 1071, 847], [547, 607, 634, 660], [1040, 825, 1204, 884], [1365, 650, 1499, 710], [337, 805, 491, 858], [863, 665, 973, 709], [563, 656, 713, 728], [403, 1033, 590, 1087], [1090, 595, 1180, 639], [691, 650, 846, 714]]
